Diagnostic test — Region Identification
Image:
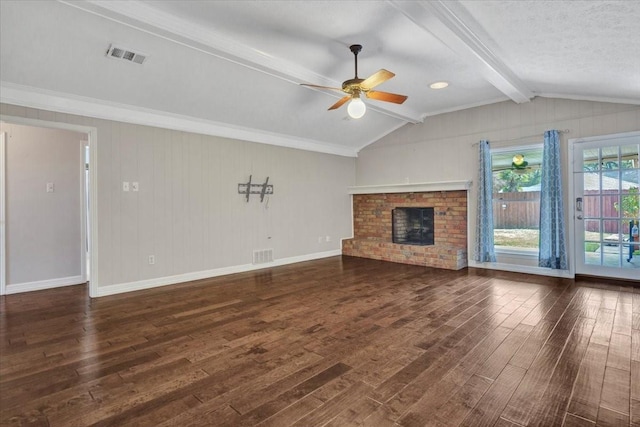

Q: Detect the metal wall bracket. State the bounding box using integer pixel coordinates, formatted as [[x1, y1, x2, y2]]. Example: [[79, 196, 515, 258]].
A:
[[238, 175, 274, 202]]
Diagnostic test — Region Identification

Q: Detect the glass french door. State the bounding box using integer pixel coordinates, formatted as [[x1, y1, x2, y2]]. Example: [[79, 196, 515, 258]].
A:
[[572, 132, 639, 281]]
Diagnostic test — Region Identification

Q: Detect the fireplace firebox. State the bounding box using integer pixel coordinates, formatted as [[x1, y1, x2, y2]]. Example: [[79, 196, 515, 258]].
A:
[[392, 207, 434, 246]]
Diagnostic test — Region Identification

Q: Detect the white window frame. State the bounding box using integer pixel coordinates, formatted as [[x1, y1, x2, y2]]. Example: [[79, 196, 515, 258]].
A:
[[491, 143, 543, 257]]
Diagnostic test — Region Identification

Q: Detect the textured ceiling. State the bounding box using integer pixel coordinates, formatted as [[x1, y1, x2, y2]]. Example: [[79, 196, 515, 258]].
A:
[[1, 0, 639, 157], [460, 0, 640, 100]]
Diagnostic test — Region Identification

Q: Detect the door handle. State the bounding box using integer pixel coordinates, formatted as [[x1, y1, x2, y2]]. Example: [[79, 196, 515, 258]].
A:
[[576, 197, 583, 212]]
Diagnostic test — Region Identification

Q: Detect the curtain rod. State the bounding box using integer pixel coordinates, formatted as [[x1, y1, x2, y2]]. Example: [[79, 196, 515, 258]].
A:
[[471, 129, 570, 146]]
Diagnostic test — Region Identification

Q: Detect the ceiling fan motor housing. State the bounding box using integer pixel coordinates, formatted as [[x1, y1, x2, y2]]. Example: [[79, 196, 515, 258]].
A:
[[342, 78, 365, 94]]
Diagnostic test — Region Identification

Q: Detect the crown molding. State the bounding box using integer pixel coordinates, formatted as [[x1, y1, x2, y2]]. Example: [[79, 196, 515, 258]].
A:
[[422, 96, 511, 118], [0, 82, 358, 157], [537, 93, 640, 107], [357, 120, 410, 153]]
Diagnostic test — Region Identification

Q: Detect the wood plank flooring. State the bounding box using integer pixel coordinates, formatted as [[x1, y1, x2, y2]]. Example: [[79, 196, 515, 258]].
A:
[[1, 256, 639, 426]]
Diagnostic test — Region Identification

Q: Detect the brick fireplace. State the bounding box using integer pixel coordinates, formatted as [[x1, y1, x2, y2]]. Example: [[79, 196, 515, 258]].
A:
[[342, 183, 469, 270]]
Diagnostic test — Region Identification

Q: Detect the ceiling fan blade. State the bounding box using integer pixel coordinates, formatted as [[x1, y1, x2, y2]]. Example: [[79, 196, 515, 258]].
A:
[[360, 69, 395, 90], [328, 95, 352, 110], [365, 90, 408, 104], [300, 83, 344, 93]]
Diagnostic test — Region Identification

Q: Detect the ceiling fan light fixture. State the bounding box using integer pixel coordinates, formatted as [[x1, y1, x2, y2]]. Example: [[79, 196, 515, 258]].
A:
[[347, 96, 366, 119]]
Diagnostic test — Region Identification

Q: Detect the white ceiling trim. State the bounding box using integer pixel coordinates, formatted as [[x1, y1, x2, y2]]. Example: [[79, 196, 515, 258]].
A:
[[536, 93, 640, 107], [356, 120, 411, 153], [0, 82, 358, 158], [422, 95, 510, 118], [389, 0, 533, 104], [356, 95, 522, 152], [60, 0, 424, 124]]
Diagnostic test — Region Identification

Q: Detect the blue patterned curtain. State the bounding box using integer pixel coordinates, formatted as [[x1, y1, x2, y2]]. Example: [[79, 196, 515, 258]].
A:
[[474, 140, 496, 262], [539, 130, 568, 269]]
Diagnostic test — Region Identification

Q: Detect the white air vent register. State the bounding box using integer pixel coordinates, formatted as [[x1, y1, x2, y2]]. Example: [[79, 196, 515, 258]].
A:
[[253, 249, 274, 265], [106, 44, 147, 65]]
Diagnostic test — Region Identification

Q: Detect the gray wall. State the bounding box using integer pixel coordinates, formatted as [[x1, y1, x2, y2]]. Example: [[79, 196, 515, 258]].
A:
[[2, 123, 84, 285], [356, 97, 640, 270], [1, 103, 356, 294]]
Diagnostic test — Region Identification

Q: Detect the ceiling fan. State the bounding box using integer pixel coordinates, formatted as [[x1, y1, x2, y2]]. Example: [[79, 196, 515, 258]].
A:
[[301, 44, 408, 119]]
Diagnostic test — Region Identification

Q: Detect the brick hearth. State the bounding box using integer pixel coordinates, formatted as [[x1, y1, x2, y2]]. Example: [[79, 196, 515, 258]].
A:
[[342, 191, 468, 270]]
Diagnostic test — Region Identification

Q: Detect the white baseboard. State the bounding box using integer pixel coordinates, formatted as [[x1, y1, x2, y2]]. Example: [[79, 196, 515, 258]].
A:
[[6, 275, 86, 294], [468, 260, 575, 279], [96, 249, 342, 297]]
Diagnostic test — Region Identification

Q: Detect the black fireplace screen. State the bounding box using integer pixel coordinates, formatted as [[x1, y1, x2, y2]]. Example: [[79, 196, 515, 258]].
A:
[[392, 207, 434, 246]]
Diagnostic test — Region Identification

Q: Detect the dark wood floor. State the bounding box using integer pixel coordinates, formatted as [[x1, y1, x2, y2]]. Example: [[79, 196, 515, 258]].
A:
[[1, 256, 639, 427]]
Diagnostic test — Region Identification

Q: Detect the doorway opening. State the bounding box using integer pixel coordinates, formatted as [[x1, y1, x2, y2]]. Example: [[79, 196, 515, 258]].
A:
[[0, 117, 97, 297], [570, 131, 639, 281]]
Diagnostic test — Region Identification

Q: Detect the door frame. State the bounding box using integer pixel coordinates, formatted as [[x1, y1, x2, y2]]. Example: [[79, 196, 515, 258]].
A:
[[0, 132, 6, 295], [0, 116, 99, 297], [568, 130, 640, 280], [80, 141, 89, 283]]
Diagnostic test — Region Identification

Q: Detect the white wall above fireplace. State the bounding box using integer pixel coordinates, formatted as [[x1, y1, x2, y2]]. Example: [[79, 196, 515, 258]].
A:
[[348, 180, 472, 195]]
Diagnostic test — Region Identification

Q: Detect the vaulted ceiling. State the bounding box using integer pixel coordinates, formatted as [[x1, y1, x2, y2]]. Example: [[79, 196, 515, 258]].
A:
[[1, 1, 639, 157]]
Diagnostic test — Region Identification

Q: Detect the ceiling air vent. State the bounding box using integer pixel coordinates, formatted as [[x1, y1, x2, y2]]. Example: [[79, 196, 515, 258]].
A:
[[106, 44, 147, 65]]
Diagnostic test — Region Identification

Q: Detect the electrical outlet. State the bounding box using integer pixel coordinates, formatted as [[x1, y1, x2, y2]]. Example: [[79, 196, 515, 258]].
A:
[[148, 255, 155, 265], [123, 182, 129, 192], [46, 182, 54, 193], [132, 182, 139, 192], [325, 236, 331, 242]]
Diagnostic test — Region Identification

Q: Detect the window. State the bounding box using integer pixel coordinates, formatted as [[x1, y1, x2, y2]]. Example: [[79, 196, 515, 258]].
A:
[[491, 145, 544, 251]]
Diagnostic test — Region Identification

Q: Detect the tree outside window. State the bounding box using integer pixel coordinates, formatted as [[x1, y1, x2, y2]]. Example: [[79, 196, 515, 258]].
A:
[[615, 186, 639, 219], [491, 146, 543, 250]]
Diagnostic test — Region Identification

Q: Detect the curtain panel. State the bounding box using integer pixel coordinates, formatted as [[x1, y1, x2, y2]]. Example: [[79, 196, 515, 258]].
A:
[[474, 140, 496, 262], [539, 130, 568, 269]]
